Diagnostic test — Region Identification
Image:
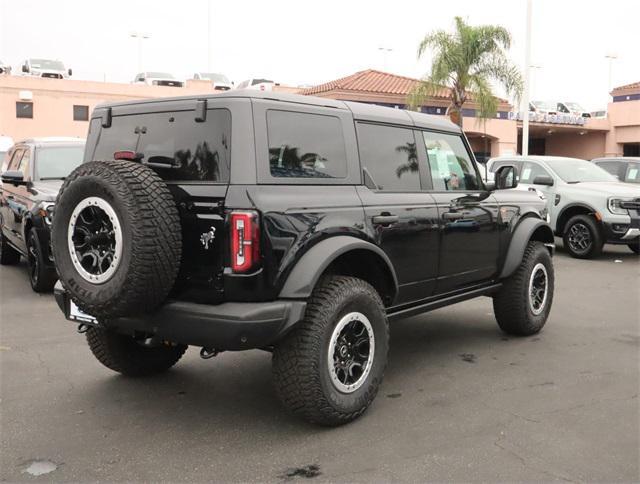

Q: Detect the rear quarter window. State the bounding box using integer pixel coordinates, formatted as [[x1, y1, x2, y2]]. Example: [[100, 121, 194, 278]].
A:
[[91, 109, 231, 182], [266, 110, 347, 179]]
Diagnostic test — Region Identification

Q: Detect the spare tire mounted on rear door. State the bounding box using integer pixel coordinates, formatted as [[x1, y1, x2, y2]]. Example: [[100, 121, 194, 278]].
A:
[[51, 160, 182, 319]]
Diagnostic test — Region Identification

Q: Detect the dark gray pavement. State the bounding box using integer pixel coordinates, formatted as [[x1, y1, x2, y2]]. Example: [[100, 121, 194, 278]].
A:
[[1, 243, 638, 482]]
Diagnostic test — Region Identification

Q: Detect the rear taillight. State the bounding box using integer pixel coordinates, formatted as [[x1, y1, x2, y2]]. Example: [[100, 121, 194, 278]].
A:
[[230, 211, 260, 273]]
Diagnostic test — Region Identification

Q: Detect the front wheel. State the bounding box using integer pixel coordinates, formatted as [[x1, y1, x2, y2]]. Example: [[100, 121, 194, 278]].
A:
[[562, 214, 603, 259], [627, 241, 640, 255], [27, 228, 57, 292], [86, 327, 187, 377], [272, 276, 389, 426], [493, 241, 554, 336]]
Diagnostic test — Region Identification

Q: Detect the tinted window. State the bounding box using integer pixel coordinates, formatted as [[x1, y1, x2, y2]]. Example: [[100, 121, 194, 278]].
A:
[[73, 105, 89, 121], [520, 161, 551, 184], [35, 146, 85, 180], [93, 109, 231, 182], [595, 161, 624, 179], [267, 110, 347, 179], [423, 132, 480, 191], [16, 102, 33, 119], [356, 123, 420, 191]]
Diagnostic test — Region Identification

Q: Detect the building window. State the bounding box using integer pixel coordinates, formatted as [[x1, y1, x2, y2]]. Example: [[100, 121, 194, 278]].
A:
[[73, 105, 89, 121], [16, 102, 33, 119]]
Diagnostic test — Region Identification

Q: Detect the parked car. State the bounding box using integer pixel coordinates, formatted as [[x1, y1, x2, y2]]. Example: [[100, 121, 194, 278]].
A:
[[592, 157, 640, 184], [21, 58, 72, 79], [556, 102, 591, 118], [0, 60, 11, 75], [50, 91, 555, 426], [529, 100, 557, 115], [0, 137, 85, 291], [488, 156, 640, 257], [133, 72, 183, 87], [235, 78, 275, 91], [192, 72, 233, 91]]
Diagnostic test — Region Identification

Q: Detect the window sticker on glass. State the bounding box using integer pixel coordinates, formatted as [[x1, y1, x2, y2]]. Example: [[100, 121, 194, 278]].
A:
[[521, 167, 532, 181], [628, 168, 638, 180]]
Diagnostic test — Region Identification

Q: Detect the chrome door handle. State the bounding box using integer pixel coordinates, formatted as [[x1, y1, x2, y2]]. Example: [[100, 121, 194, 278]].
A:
[[372, 214, 399, 225], [443, 211, 464, 220]]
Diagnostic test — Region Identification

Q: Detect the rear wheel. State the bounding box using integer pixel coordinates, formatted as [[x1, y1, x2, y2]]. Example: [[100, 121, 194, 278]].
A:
[[0, 226, 20, 265], [272, 276, 389, 426], [86, 327, 187, 377], [26, 228, 57, 292], [562, 214, 603, 259], [493, 241, 554, 336]]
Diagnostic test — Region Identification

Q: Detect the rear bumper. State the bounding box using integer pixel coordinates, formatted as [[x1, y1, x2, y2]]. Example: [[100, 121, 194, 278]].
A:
[[54, 282, 307, 350]]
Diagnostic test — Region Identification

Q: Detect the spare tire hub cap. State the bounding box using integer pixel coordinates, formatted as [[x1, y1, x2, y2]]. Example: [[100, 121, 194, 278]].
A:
[[67, 197, 122, 284]]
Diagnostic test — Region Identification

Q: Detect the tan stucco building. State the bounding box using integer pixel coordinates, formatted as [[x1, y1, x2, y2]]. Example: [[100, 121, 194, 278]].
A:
[[1, 71, 638, 161]]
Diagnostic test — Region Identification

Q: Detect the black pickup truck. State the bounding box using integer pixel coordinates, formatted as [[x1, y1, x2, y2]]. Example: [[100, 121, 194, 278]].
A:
[[51, 91, 555, 426], [0, 137, 85, 291]]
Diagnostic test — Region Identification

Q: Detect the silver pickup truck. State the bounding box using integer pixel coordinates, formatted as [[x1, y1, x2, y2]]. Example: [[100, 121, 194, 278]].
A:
[[487, 156, 640, 258]]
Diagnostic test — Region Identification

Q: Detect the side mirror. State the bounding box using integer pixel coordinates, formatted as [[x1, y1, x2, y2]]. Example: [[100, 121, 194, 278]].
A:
[[68, 68, 73, 76], [494, 165, 518, 190], [22, 64, 28, 73], [532, 174, 554, 186], [1, 170, 25, 185]]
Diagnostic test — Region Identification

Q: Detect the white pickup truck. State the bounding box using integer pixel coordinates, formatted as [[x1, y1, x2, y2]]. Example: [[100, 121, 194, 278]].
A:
[[487, 156, 640, 258]]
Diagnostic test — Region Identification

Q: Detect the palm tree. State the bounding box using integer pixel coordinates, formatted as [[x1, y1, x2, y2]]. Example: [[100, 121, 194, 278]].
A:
[[409, 16, 523, 127]]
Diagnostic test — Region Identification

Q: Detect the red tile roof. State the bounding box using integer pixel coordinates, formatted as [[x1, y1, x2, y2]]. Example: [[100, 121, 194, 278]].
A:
[[300, 69, 449, 97], [612, 81, 640, 92], [300, 69, 508, 104]]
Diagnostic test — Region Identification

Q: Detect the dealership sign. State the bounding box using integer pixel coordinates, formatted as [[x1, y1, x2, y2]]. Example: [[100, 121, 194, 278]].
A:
[[508, 111, 586, 125]]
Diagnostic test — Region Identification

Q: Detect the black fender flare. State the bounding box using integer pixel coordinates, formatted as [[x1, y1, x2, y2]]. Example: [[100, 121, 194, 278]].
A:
[[499, 217, 554, 279], [555, 202, 598, 234], [278, 235, 399, 301]]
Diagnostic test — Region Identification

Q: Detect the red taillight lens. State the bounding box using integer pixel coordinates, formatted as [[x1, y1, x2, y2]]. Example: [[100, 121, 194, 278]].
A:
[[113, 150, 140, 161], [230, 211, 260, 273]]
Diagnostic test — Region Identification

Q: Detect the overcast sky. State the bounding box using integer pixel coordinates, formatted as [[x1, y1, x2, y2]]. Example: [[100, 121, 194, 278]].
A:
[[1, 0, 638, 110]]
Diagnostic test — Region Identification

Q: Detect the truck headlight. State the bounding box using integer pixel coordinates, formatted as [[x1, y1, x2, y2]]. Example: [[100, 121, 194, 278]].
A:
[[608, 198, 630, 215], [39, 204, 55, 225]]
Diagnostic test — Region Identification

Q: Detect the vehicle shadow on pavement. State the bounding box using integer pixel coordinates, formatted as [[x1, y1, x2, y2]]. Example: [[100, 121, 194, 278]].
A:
[[72, 307, 506, 432]]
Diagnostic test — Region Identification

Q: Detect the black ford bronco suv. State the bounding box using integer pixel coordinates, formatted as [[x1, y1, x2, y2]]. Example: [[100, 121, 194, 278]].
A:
[[51, 91, 555, 426]]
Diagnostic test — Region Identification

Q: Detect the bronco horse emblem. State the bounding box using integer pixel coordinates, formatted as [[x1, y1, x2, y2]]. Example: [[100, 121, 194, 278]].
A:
[[200, 226, 217, 250]]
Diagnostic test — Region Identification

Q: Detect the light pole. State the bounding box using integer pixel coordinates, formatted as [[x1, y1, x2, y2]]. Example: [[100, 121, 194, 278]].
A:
[[130, 32, 150, 73], [521, 0, 533, 156], [605, 54, 618, 98], [207, 0, 211, 72], [378, 47, 393, 71]]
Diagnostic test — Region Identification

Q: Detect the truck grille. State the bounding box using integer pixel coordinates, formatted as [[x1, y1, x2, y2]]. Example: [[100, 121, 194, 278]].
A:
[[42, 73, 62, 79], [620, 199, 640, 210]]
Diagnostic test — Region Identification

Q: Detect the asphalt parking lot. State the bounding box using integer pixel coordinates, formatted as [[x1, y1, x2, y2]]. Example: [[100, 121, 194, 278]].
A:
[[1, 243, 638, 482]]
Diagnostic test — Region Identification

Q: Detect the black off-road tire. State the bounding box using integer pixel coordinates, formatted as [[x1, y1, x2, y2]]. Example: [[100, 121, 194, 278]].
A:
[[627, 241, 640, 255], [562, 214, 604, 259], [493, 241, 554, 336], [51, 160, 181, 319], [272, 276, 389, 426], [27, 228, 57, 292], [0, 224, 20, 265], [86, 327, 187, 377]]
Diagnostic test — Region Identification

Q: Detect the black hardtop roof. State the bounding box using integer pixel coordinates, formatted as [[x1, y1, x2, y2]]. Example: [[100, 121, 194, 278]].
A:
[[93, 90, 461, 133]]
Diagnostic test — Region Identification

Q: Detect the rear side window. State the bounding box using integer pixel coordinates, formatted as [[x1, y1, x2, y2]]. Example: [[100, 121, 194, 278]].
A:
[[356, 123, 420, 191], [92, 109, 231, 182], [267, 110, 347, 179]]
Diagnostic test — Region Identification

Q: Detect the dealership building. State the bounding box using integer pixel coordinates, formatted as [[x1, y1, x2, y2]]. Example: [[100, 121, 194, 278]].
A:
[[1, 71, 638, 161]]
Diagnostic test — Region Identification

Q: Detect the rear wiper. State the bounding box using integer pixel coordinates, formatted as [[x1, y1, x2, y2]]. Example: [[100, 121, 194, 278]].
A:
[[40, 177, 66, 180]]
